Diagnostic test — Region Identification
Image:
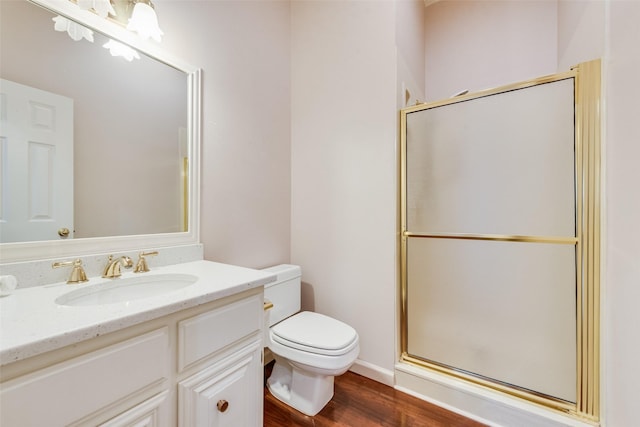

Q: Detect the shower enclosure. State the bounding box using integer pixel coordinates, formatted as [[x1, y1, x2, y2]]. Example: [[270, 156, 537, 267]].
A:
[[398, 60, 600, 422]]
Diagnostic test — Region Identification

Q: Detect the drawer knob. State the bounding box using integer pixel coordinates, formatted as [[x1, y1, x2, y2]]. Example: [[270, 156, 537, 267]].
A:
[[217, 399, 229, 413]]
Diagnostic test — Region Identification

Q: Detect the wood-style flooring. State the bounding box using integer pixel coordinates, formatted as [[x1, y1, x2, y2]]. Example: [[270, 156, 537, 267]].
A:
[[263, 362, 486, 427]]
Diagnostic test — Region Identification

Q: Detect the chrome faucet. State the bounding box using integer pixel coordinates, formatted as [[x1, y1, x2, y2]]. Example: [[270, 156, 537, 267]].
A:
[[102, 255, 133, 279]]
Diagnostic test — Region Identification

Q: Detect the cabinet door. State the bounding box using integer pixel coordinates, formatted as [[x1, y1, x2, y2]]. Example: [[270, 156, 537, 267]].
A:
[[99, 391, 171, 427], [179, 339, 262, 427], [0, 328, 169, 426]]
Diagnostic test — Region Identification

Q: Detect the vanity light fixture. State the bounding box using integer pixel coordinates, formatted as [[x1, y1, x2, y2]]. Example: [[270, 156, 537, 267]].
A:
[[52, 0, 163, 61], [126, 0, 163, 43], [52, 15, 94, 42], [103, 39, 140, 61], [77, 0, 116, 18], [109, 0, 163, 42], [54, 0, 163, 45]]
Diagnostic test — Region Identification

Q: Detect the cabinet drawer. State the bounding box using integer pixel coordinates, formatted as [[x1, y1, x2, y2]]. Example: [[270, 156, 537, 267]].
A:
[[178, 294, 262, 371], [0, 328, 169, 426]]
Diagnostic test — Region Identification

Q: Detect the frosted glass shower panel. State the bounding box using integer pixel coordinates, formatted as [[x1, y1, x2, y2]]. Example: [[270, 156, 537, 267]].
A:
[[405, 79, 575, 236], [406, 238, 577, 402]]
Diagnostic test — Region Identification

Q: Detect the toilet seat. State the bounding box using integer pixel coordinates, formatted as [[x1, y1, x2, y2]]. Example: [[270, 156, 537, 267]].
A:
[[271, 311, 358, 356]]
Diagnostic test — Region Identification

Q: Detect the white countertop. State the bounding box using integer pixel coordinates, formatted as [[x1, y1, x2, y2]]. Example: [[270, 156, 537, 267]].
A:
[[0, 260, 276, 366]]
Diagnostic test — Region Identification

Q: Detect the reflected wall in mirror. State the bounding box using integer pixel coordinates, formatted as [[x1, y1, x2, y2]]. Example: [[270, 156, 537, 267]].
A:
[[0, 0, 188, 244]]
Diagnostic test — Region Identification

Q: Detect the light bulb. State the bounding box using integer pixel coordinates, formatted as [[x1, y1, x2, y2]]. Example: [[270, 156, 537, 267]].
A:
[[103, 40, 140, 61], [52, 15, 94, 42], [77, 0, 116, 18], [127, 2, 163, 43]]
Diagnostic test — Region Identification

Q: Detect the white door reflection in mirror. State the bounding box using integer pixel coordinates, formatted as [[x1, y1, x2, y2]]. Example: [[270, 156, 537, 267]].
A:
[[0, 79, 73, 243]]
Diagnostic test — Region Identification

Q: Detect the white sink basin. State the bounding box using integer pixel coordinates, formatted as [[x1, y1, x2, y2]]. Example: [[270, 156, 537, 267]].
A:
[[55, 274, 198, 306]]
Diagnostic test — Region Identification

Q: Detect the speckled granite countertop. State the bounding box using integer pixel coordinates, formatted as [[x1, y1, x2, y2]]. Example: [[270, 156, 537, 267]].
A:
[[0, 260, 275, 366]]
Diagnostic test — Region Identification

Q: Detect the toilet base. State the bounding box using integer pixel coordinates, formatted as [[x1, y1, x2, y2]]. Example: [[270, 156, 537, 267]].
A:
[[267, 356, 334, 416]]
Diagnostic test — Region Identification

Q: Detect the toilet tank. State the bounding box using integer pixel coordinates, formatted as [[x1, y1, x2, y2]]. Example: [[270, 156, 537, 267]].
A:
[[263, 264, 301, 327]]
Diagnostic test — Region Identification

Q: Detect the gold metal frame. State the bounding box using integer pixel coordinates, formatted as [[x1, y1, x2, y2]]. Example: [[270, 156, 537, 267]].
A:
[[182, 157, 189, 232], [398, 59, 601, 421], [573, 59, 601, 421]]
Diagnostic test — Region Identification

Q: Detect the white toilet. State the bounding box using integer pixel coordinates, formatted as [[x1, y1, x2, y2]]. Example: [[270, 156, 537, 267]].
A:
[[263, 265, 359, 416]]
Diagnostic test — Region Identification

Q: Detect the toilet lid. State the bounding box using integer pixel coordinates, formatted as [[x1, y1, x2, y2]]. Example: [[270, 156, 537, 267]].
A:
[[271, 311, 358, 356]]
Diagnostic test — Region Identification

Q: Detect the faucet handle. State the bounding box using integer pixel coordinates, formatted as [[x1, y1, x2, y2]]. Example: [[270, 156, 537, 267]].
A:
[[102, 255, 133, 278], [52, 259, 88, 284], [134, 251, 158, 273]]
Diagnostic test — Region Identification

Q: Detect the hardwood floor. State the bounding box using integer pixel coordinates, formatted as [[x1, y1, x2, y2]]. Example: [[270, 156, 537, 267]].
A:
[[263, 362, 486, 427]]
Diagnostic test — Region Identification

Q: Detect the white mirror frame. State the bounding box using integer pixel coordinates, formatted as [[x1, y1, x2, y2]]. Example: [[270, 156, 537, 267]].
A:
[[0, 0, 201, 262]]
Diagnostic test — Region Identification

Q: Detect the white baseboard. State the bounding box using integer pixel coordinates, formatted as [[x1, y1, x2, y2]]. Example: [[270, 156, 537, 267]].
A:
[[349, 358, 395, 387]]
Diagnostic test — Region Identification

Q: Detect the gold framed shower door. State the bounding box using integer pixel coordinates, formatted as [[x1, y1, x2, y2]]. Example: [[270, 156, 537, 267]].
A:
[[398, 59, 601, 422]]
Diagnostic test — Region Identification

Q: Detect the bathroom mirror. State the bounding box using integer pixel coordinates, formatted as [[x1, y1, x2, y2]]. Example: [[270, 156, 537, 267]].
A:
[[0, 0, 201, 262]]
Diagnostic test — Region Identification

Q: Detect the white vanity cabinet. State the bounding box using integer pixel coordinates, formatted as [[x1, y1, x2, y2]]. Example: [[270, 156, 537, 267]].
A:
[[0, 288, 264, 427]]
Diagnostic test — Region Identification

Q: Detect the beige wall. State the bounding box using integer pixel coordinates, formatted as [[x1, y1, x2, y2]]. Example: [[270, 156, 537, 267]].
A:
[[557, 0, 605, 70], [424, 0, 558, 101], [290, 1, 398, 379], [157, 0, 291, 269], [603, 2, 640, 424], [396, 0, 426, 106]]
